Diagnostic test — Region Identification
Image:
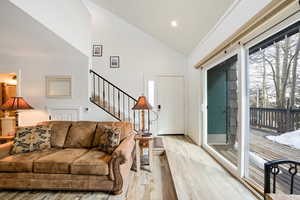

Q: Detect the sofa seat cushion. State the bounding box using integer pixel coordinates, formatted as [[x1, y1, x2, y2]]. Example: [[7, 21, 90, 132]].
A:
[[71, 149, 111, 176], [0, 149, 58, 173], [64, 122, 97, 148], [34, 148, 88, 174]]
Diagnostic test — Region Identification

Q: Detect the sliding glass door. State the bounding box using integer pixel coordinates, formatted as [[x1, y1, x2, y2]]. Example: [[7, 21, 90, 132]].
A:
[[246, 20, 300, 194], [202, 13, 300, 194], [204, 54, 240, 171]]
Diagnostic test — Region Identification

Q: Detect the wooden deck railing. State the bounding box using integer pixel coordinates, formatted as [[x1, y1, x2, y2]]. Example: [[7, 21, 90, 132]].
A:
[[250, 107, 300, 133]]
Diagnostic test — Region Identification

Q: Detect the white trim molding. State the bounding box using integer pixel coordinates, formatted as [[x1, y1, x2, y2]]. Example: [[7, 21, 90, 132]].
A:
[[46, 106, 82, 121]]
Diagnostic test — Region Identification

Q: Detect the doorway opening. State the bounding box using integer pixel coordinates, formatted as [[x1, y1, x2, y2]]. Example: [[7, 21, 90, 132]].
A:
[[0, 73, 17, 136]]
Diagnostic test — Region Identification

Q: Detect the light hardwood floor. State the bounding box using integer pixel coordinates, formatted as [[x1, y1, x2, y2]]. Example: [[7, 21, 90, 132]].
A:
[[0, 153, 177, 200], [0, 136, 261, 200], [164, 136, 260, 200]]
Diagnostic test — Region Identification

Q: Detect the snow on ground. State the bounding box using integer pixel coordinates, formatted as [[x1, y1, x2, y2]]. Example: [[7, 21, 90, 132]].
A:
[[249, 152, 266, 169], [266, 130, 300, 150]]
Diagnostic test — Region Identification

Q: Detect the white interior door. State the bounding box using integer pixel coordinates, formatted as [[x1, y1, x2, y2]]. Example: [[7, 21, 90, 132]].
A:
[[157, 75, 185, 135]]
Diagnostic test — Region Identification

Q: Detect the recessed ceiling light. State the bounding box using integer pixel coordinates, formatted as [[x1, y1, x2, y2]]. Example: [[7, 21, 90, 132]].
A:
[[171, 20, 178, 27]]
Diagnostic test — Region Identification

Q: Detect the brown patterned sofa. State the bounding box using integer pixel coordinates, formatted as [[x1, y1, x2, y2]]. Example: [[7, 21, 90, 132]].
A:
[[0, 121, 135, 194]]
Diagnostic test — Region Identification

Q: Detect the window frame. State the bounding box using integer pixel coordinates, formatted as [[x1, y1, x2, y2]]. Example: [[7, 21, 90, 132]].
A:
[[202, 48, 242, 177]]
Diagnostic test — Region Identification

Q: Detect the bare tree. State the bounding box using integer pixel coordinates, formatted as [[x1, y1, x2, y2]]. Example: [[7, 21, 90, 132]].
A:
[[264, 37, 297, 108], [290, 33, 300, 108], [249, 32, 300, 109], [262, 49, 267, 107]]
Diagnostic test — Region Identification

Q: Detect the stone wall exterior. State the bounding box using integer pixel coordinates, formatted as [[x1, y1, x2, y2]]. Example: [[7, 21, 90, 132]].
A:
[[226, 57, 238, 146]]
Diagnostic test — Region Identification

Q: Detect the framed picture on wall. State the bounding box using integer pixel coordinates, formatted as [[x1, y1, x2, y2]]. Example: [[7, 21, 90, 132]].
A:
[[92, 45, 103, 57], [110, 56, 120, 68], [46, 76, 72, 98]]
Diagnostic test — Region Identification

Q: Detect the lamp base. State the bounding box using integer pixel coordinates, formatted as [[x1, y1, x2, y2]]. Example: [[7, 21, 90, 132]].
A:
[[3, 111, 9, 118]]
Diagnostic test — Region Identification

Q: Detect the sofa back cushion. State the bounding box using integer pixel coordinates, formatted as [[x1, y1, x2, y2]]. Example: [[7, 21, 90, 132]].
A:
[[92, 122, 133, 147], [38, 121, 72, 148], [64, 122, 97, 148]]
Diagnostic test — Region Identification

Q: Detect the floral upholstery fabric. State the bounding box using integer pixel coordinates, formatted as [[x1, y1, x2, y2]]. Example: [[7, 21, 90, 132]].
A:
[[11, 126, 51, 154], [98, 126, 121, 154], [93, 122, 133, 146]]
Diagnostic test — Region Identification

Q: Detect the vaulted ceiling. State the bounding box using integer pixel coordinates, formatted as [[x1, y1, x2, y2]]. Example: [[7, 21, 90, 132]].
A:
[[91, 0, 235, 55], [0, 0, 84, 58]]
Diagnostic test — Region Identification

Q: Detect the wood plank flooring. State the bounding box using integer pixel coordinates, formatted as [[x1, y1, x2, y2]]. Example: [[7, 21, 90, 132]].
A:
[[164, 136, 258, 200], [0, 153, 177, 200], [212, 128, 300, 194]]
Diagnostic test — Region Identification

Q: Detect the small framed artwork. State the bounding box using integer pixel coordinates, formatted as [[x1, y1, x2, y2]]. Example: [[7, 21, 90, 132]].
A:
[[110, 56, 120, 68], [46, 76, 72, 98], [92, 45, 103, 57]]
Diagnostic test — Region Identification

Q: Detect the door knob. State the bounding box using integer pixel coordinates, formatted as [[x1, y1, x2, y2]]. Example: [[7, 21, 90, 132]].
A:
[[157, 105, 161, 110]]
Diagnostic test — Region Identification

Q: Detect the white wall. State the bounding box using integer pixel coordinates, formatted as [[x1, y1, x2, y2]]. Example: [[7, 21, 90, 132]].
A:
[[86, 0, 187, 97], [186, 0, 272, 145], [10, 0, 92, 57], [84, 0, 188, 132], [189, 0, 271, 66], [0, 0, 187, 128], [0, 53, 92, 126], [0, 53, 119, 126]]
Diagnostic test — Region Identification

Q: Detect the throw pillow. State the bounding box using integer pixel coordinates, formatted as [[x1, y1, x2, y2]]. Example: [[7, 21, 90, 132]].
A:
[[11, 125, 51, 154], [98, 126, 121, 154]]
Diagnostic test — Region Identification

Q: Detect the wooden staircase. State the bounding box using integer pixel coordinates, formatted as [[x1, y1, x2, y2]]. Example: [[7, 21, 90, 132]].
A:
[[90, 69, 150, 132]]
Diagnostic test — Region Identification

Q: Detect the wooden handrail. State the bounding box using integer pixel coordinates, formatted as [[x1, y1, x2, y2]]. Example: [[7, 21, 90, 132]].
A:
[[250, 107, 300, 132]]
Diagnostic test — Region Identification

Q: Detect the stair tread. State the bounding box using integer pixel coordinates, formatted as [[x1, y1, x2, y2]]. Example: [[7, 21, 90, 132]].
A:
[[91, 98, 132, 121]]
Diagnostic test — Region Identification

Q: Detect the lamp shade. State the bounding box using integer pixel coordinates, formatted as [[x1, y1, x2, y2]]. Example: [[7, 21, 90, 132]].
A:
[[132, 96, 152, 110], [0, 97, 33, 111]]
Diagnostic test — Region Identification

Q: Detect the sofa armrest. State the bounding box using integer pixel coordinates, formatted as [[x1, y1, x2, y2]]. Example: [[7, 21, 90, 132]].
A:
[[110, 132, 135, 194], [112, 132, 135, 162], [0, 142, 13, 159]]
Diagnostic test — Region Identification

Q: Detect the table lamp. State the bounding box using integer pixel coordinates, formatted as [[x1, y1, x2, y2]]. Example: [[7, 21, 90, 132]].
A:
[[132, 95, 152, 135], [0, 97, 34, 126]]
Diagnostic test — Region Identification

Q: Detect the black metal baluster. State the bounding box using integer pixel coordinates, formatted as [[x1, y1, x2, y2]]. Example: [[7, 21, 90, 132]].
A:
[[108, 84, 110, 111], [289, 164, 298, 194], [113, 86, 115, 115], [98, 77, 100, 104], [128, 98, 130, 122], [103, 80, 105, 108], [271, 165, 280, 193], [118, 90, 120, 118], [264, 164, 271, 195], [93, 74, 95, 100], [123, 93, 125, 121]]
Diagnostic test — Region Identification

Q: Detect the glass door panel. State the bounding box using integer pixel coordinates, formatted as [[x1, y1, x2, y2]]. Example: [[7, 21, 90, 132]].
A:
[[206, 54, 239, 168], [247, 21, 300, 194]]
